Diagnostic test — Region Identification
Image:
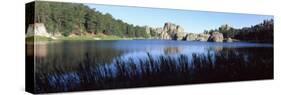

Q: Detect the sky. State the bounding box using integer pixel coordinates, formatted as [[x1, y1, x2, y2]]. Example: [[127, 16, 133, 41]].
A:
[[85, 4, 273, 33]]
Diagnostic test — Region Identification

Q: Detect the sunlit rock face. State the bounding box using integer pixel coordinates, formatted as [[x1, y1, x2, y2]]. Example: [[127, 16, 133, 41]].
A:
[[147, 22, 186, 40], [196, 33, 210, 41], [185, 33, 210, 41], [163, 22, 186, 40], [159, 30, 171, 39], [185, 33, 198, 41], [208, 32, 224, 42], [175, 31, 186, 40], [26, 23, 51, 37], [226, 37, 233, 42]]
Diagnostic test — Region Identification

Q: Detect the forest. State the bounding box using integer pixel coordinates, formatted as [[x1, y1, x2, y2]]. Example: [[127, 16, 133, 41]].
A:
[[28, 1, 273, 43], [204, 19, 273, 43], [34, 2, 149, 38]]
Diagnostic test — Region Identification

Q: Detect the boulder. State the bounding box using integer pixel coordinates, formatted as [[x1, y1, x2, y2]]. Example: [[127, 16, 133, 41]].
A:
[[174, 26, 186, 40], [163, 22, 177, 34], [155, 28, 169, 39], [151, 22, 186, 40], [196, 33, 210, 41], [150, 22, 186, 40], [226, 37, 233, 42], [26, 23, 51, 38], [176, 25, 184, 33], [208, 32, 224, 42], [185, 33, 198, 41], [160, 31, 171, 39], [175, 32, 186, 40], [163, 22, 186, 40]]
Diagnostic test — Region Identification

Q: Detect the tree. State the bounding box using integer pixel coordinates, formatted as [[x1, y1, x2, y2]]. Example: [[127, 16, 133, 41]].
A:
[[34, 1, 148, 38], [205, 19, 273, 43], [84, 11, 97, 34]]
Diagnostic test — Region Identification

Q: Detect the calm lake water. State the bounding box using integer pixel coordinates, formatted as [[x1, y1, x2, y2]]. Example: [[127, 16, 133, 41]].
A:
[[26, 40, 273, 93]]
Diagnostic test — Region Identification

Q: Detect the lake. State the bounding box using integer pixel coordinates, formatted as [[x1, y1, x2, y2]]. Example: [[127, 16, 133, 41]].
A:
[[26, 40, 273, 93]]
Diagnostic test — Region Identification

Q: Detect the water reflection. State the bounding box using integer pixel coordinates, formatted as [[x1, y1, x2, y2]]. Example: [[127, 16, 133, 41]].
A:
[[29, 40, 273, 93], [164, 47, 181, 55]]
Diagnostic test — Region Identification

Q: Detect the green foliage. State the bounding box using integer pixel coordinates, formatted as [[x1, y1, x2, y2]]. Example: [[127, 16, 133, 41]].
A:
[[35, 1, 148, 38], [59, 34, 145, 40], [33, 1, 273, 42], [26, 36, 53, 42], [205, 19, 273, 43], [235, 19, 273, 43]]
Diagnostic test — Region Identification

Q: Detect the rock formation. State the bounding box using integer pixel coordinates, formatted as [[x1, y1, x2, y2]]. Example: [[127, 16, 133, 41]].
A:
[[196, 33, 210, 41], [148, 22, 186, 40], [138, 22, 227, 42], [26, 23, 51, 38], [226, 37, 233, 42], [175, 32, 186, 40], [163, 22, 186, 40], [185, 33, 210, 41], [160, 30, 171, 39], [208, 32, 224, 42], [185, 33, 198, 41]]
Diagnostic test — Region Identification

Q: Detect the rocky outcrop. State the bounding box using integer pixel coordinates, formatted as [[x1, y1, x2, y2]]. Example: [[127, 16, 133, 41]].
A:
[[164, 22, 186, 40], [26, 23, 51, 37], [26, 23, 58, 39], [185, 33, 210, 41], [185, 33, 198, 41], [152, 28, 170, 39], [150, 22, 186, 40], [226, 37, 233, 42], [208, 32, 224, 42], [197, 33, 210, 41], [174, 32, 186, 40], [159, 30, 171, 39], [146, 22, 226, 42]]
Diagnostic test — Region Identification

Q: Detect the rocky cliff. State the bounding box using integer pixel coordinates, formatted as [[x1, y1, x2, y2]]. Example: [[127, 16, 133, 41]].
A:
[[146, 22, 225, 42], [185, 33, 210, 41], [208, 32, 224, 42], [26, 23, 60, 39], [146, 22, 187, 40], [26, 23, 51, 37]]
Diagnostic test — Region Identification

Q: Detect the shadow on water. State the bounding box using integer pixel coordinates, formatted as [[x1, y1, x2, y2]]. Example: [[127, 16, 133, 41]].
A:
[[33, 46, 273, 93]]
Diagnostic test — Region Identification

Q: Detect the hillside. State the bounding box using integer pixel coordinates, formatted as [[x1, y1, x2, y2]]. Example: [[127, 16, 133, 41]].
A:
[[26, 1, 273, 43], [31, 1, 149, 38]]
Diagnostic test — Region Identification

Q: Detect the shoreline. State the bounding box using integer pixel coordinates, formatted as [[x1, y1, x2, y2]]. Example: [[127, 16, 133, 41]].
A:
[[25, 36, 273, 45]]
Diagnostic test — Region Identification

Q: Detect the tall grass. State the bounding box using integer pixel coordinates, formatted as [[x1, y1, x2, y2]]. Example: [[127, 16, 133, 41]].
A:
[[34, 48, 273, 93]]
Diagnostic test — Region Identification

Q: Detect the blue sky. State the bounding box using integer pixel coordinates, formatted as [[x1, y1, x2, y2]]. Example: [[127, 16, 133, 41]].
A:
[[85, 4, 273, 33]]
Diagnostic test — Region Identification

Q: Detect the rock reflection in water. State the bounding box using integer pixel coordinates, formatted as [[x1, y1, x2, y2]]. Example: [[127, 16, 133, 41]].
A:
[[32, 40, 273, 93], [164, 47, 182, 55]]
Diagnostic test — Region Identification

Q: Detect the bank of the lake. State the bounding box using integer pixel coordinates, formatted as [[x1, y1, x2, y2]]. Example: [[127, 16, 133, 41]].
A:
[[26, 35, 147, 42]]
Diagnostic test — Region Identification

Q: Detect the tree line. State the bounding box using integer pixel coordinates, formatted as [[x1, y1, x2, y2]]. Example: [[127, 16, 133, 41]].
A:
[[204, 19, 273, 43], [34, 1, 149, 38], [31, 1, 273, 43]]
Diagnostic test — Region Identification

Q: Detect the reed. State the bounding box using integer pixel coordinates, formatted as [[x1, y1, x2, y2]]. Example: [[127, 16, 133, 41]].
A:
[[34, 48, 273, 93]]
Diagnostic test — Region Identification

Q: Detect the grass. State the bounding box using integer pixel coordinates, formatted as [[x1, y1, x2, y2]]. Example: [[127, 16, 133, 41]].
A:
[[53, 34, 146, 41], [26, 36, 53, 42], [34, 47, 273, 93], [26, 34, 146, 42]]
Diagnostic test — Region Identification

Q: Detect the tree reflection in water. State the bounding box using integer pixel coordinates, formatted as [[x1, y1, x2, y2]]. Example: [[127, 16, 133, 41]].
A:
[[33, 46, 273, 93]]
